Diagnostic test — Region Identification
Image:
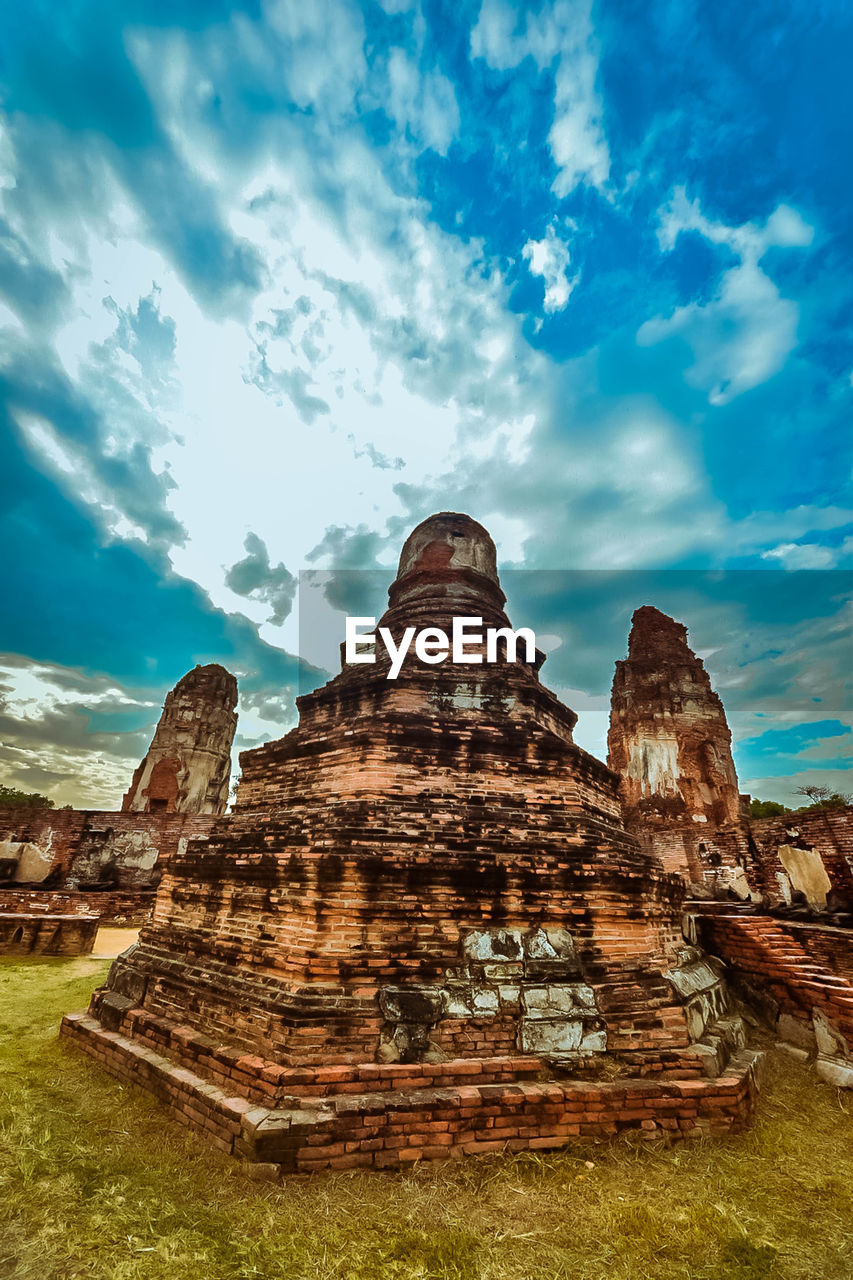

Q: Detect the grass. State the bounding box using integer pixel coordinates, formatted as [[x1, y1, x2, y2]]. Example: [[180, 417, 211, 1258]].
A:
[[1, 957, 852, 1280]]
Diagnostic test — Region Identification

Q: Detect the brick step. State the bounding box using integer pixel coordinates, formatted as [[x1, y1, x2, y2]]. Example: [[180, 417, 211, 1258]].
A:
[[60, 1013, 766, 1170], [110, 1006, 549, 1107]]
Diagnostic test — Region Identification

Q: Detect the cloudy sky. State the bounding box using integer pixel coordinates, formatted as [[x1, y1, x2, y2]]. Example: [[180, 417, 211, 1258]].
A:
[[1, 0, 850, 809]]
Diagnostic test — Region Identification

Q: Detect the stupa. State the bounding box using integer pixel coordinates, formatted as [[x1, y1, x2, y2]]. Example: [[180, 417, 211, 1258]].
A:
[[122, 663, 237, 816], [62, 514, 761, 1171], [608, 606, 742, 884]]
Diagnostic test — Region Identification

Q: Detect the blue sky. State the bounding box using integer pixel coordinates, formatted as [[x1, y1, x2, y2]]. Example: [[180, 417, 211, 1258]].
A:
[[0, 0, 850, 807]]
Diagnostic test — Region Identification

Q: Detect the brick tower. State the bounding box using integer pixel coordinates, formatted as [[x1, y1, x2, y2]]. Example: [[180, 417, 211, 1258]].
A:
[[122, 664, 238, 816], [608, 606, 741, 881]]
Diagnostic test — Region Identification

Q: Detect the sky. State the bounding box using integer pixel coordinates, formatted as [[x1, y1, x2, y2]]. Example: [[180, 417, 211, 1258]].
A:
[[0, 0, 851, 809]]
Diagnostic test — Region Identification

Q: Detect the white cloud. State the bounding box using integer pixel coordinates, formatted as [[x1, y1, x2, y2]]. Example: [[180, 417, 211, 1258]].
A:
[[2, 13, 553, 661], [522, 221, 576, 311], [251, 2, 368, 122], [1, 1, 842, 664], [760, 542, 837, 569], [0, 657, 156, 808], [386, 48, 460, 155], [470, 0, 610, 196], [639, 188, 814, 403]]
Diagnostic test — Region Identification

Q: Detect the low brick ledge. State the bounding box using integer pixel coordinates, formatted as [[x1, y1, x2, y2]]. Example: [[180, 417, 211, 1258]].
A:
[[60, 1012, 764, 1172], [1, 912, 100, 922]]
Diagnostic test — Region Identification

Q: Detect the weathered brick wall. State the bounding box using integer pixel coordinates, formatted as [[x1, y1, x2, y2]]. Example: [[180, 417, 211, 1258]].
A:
[[0, 887, 154, 926], [81, 532, 714, 1075], [608, 607, 741, 833], [0, 807, 216, 888], [123, 781, 690, 1067], [638, 827, 749, 887], [698, 808, 853, 908], [772, 921, 853, 985], [691, 911, 853, 1046], [68, 514, 758, 1167], [122, 664, 237, 815], [0, 912, 99, 956]]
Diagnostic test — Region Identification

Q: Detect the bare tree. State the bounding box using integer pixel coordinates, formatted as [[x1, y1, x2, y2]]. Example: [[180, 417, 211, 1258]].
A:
[[795, 784, 852, 809]]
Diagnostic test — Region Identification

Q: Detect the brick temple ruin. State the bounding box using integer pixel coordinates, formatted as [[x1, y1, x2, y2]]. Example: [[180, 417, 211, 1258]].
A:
[[60, 513, 769, 1169], [0, 664, 236, 952], [2, 508, 850, 1155], [607, 602, 853, 1090]]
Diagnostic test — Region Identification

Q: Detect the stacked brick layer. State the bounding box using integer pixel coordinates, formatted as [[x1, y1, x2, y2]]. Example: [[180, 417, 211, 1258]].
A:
[[67, 514, 754, 1164], [773, 921, 853, 985], [691, 911, 853, 1048], [0, 887, 154, 926], [123, 664, 237, 816], [60, 1012, 763, 1169], [609, 606, 741, 848], [112, 766, 692, 1066]]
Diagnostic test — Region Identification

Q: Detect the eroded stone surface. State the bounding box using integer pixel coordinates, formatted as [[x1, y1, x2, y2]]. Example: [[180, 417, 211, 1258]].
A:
[[608, 606, 741, 883], [778, 844, 832, 909], [122, 664, 237, 816]]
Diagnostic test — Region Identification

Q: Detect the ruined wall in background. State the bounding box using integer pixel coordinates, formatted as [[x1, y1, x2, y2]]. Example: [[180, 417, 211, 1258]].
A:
[[698, 807, 853, 913], [0, 887, 156, 926], [0, 806, 215, 891]]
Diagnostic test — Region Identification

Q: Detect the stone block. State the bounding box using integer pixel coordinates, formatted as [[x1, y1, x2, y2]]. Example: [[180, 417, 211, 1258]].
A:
[[379, 986, 445, 1024], [812, 1009, 850, 1059], [470, 988, 500, 1014], [665, 959, 724, 999], [242, 1162, 282, 1183], [93, 991, 135, 1032], [521, 984, 597, 1018], [519, 1019, 583, 1054], [815, 1056, 853, 1089], [776, 1013, 816, 1052], [463, 929, 523, 963], [107, 962, 148, 1005]]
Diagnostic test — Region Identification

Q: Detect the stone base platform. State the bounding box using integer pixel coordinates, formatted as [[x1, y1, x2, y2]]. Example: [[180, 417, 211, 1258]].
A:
[[60, 1011, 764, 1172]]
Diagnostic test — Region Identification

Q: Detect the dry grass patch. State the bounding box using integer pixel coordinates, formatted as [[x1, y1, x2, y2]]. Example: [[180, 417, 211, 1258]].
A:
[[1, 957, 852, 1280]]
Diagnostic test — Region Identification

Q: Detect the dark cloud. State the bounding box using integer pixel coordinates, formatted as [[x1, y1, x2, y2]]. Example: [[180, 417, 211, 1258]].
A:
[[237, 687, 294, 727], [306, 524, 391, 570], [349, 436, 405, 470], [1, 342, 186, 550], [0, 700, 149, 760], [0, 413, 304, 693], [0, 216, 70, 329], [103, 288, 177, 386], [225, 533, 297, 626], [2, 4, 264, 314], [244, 342, 330, 424]]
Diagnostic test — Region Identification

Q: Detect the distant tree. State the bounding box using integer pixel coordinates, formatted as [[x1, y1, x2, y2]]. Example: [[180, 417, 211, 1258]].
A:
[[749, 797, 791, 819], [794, 785, 852, 811], [0, 785, 55, 809]]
